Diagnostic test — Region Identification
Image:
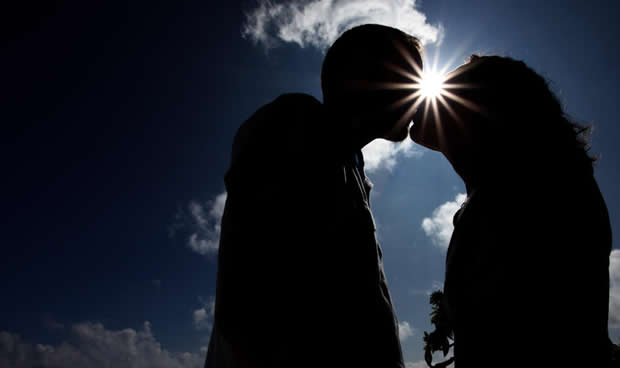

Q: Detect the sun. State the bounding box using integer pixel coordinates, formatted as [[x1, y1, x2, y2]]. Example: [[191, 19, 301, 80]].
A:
[[377, 40, 479, 129], [419, 70, 445, 99]]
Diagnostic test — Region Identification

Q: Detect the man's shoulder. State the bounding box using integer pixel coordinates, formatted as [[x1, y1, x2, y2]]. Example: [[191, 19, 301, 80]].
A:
[[243, 93, 322, 129], [230, 93, 324, 170], [264, 93, 323, 117], [272, 93, 322, 106]]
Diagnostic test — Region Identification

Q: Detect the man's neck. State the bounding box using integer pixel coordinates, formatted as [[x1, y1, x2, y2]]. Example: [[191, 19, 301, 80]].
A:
[[324, 104, 375, 153]]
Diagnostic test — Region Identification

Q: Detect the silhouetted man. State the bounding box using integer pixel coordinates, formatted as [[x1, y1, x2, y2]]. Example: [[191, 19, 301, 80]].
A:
[[205, 24, 423, 368]]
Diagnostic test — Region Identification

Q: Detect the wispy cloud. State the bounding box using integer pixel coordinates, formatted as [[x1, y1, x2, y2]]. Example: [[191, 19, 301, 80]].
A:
[[422, 193, 466, 250], [609, 249, 620, 330], [181, 192, 227, 255], [398, 320, 415, 341], [0, 322, 206, 368], [362, 138, 423, 172], [193, 297, 216, 331], [242, 0, 442, 50]]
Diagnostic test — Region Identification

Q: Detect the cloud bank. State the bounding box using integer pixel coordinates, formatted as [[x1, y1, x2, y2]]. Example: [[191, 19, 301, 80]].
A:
[[422, 193, 467, 250], [398, 321, 414, 341], [186, 192, 227, 255], [242, 0, 442, 50], [0, 322, 205, 368]]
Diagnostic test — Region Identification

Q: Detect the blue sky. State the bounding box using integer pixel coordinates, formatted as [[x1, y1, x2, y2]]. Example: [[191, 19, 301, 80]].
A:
[[2, 0, 620, 366]]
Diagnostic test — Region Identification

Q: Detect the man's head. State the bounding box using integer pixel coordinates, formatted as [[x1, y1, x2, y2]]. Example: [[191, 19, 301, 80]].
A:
[[321, 24, 423, 145]]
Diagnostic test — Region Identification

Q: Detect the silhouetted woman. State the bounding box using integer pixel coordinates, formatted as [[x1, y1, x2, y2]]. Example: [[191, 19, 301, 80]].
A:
[[410, 55, 613, 367]]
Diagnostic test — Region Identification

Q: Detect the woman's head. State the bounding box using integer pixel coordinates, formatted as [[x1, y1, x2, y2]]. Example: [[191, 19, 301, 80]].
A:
[[411, 55, 595, 186]]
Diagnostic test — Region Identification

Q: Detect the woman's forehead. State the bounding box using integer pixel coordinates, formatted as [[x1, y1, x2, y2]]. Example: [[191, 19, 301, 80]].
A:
[[446, 61, 479, 82]]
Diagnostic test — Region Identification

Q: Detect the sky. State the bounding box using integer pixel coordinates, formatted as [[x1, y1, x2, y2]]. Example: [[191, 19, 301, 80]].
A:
[[2, 0, 620, 367]]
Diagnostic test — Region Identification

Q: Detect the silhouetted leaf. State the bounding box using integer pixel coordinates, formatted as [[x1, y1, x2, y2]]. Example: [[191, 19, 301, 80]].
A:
[[423, 289, 455, 367]]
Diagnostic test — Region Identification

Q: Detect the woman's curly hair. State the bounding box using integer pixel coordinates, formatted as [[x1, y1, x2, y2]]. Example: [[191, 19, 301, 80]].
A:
[[452, 55, 596, 178]]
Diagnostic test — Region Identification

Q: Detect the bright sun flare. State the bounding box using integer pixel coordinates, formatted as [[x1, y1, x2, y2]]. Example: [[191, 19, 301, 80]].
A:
[[379, 41, 478, 128], [419, 70, 445, 99]]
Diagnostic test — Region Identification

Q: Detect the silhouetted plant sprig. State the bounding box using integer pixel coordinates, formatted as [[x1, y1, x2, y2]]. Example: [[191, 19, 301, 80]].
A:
[[423, 290, 454, 368], [610, 341, 620, 365]]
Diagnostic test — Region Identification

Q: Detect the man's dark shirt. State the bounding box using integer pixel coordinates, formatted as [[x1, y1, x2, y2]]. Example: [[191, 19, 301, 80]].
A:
[[205, 94, 404, 368]]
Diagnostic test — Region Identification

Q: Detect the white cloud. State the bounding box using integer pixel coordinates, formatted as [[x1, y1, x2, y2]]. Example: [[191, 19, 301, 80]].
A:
[[242, 0, 442, 50], [398, 321, 415, 341], [422, 193, 467, 250], [0, 322, 205, 368], [609, 249, 620, 330], [362, 138, 423, 172], [430, 280, 444, 292], [409, 280, 444, 297], [193, 297, 216, 331], [186, 192, 227, 255]]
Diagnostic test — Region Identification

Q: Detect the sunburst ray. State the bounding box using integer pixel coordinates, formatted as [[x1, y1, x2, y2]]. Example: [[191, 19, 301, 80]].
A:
[[380, 45, 483, 139]]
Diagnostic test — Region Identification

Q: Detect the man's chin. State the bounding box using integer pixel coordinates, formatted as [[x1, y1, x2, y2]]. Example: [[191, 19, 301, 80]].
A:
[[382, 126, 410, 142], [383, 135, 407, 143], [409, 124, 440, 151]]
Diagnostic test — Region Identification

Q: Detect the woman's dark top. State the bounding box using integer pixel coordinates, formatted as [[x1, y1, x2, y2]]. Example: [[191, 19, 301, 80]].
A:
[[444, 172, 612, 367]]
